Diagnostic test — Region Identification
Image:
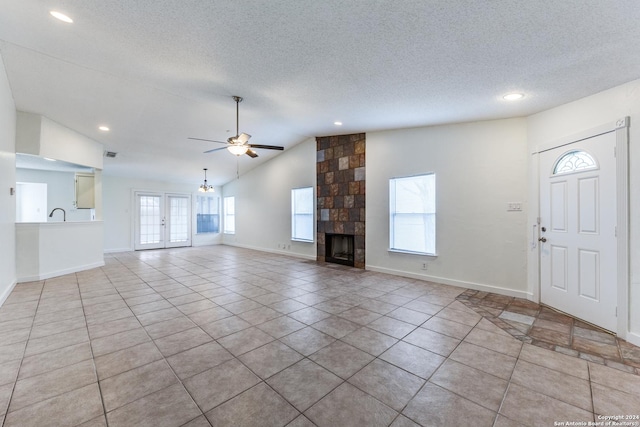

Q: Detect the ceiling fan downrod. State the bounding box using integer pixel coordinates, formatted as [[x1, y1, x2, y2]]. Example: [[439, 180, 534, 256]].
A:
[[232, 96, 243, 139]]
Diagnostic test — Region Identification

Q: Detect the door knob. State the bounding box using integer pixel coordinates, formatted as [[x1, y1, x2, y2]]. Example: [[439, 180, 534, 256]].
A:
[[539, 237, 547, 243], [541, 227, 546, 232]]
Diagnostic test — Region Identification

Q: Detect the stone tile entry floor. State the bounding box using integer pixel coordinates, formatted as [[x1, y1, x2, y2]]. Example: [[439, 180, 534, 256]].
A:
[[0, 245, 638, 427], [457, 290, 640, 374]]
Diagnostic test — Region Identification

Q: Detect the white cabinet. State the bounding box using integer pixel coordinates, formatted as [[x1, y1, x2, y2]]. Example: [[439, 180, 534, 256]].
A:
[[75, 173, 95, 209]]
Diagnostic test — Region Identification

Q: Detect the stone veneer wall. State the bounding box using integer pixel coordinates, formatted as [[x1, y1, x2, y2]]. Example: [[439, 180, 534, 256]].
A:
[[316, 133, 365, 268]]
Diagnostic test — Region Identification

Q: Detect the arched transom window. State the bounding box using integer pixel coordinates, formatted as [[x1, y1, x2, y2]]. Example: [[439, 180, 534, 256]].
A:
[[553, 150, 597, 175]]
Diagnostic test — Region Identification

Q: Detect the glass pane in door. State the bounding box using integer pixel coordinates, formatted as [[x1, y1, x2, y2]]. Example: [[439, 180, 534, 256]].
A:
[[140, 195, 161, 244], [169, 196, 189, 243]]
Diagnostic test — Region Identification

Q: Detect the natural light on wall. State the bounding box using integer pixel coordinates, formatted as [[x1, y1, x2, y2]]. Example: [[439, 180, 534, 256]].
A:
[[291, 187, 314, 241], [223, 196, 235, 234], [389, 173, 436, 255]]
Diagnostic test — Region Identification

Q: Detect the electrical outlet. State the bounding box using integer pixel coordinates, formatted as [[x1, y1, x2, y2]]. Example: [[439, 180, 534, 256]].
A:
[[421, 262, 428, 270], [287, 244, 291, 250]]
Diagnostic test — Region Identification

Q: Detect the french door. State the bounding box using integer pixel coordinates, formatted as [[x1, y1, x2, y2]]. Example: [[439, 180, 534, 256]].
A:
[[539, 131, 616, 331], [134, 192, 191, 250]]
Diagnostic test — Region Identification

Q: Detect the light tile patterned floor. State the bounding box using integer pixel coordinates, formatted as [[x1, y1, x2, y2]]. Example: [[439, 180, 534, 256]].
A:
[[0, 246, 639, 427]]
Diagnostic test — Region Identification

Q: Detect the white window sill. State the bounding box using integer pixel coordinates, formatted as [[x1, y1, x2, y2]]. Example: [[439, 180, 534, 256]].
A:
[[291, 238, 314, 243], [388, 248, 437, 257]]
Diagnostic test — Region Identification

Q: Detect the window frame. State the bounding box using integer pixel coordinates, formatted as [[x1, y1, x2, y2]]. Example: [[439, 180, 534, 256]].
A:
[[291, 186, 315, 242], [223, 196, 235, 234], [389, 172, 437, 256]]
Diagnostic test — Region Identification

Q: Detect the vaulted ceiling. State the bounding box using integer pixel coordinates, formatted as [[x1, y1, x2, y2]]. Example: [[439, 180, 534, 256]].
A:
[[2, 1, 639, 185]]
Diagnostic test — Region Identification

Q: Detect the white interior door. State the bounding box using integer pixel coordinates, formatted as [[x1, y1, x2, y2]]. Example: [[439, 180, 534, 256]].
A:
[[539, 131, 617, 331], [135, 192, 191, 250]]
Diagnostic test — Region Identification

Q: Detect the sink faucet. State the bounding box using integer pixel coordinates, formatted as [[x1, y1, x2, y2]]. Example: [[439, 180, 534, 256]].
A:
[[49, 208, 66, 222]]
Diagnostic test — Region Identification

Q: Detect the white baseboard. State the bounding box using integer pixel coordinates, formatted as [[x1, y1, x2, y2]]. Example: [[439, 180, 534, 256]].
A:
[[365, 264, 533, 299], [0, 279, 18, 308], [103, 247, 133, 254], [17, 261, 106, 283], [223, 242, 317, 261], [192, 241, 222, 247], [625, 331, 640, 347]]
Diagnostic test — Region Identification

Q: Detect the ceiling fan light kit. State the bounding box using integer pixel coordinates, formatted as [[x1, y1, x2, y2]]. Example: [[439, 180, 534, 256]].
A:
[[227, 144, 249, 156], [189, 95, 284, 159]]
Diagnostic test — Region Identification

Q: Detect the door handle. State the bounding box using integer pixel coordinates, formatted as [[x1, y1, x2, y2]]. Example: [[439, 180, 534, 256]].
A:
[[539, 237, 547, 243]]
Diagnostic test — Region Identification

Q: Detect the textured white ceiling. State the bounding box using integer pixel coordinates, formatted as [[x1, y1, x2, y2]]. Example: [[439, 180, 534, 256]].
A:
[[1, 1, 639, 185]]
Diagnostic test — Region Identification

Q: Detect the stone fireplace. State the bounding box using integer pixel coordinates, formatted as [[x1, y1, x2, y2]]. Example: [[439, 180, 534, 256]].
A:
[[316, 133, 365, 268]]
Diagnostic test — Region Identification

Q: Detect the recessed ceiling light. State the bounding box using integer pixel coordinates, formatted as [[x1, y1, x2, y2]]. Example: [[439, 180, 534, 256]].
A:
[[503, 93, 525, 101], [50, 11, 73, 23], [98, 126, 110, 132], [334, 121, 343, 126]]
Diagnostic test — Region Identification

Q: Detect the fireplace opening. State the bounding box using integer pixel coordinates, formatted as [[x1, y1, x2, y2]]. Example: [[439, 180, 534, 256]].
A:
[[325, 233, 355, 267]]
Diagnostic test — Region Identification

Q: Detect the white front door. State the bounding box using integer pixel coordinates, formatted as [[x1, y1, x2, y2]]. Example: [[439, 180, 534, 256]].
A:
[[134, 192, 191, 250], [539, 131, 617, 331]]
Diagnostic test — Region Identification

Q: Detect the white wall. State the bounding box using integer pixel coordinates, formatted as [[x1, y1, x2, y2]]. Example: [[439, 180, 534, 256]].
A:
[[102, 175, 222, 252], [366, 119, 529, 296], [527, 79, 640, 342], [222, 138, 317, 259], [16, 168, 93, 222], [0, 53, 16, 306]]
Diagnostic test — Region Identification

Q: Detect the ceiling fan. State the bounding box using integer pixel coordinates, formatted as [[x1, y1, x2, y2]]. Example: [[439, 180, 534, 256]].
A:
[[189, 96, 284, 158]]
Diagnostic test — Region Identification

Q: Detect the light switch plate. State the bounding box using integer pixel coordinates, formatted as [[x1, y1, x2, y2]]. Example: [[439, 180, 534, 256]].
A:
[[507, 202, 523, 211]]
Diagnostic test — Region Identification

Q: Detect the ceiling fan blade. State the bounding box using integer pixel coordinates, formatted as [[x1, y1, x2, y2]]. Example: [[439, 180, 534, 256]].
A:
[[246, 149, 258, 158], [189, 137, 228, 144], [249, 144, 284, 151], [203, 147, 229, 154], [236, 133, 251, 144]]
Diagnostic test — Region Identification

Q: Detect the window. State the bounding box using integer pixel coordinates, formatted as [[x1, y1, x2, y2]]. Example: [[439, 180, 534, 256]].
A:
[[291, 187, 314, 241], [196, 195, 219, 234], [553, 150, 597, 175], [223, 196, 235, 234], [390, 173, 436, 255]]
